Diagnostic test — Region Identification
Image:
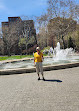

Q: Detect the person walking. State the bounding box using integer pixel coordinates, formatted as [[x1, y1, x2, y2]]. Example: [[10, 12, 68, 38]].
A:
[[34, 47, 45, 81]]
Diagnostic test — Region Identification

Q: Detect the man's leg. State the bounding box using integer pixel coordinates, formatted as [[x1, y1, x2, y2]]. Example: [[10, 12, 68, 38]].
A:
[[39, 62, 45, 80], [36, 62, 40, 80]]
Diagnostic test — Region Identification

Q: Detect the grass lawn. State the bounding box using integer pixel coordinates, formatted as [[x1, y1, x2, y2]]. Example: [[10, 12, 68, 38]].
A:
[[0, 54, 48, 61], [0, 55, 33, 61]]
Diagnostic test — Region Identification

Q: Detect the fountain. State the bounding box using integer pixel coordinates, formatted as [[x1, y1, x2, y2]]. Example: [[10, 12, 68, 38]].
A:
[[43, 42, 79, 66], [0, 42, 79, 74], [53, 42, 74, 60]]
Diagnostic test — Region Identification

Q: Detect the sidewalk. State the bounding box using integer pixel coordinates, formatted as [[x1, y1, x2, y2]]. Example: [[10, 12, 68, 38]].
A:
[[0, 67, 79, 111]]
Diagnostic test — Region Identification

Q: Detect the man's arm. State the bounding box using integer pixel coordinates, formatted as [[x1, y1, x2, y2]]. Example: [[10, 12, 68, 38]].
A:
[[42, 53, 44, 62], [34, 57, 35, 65]]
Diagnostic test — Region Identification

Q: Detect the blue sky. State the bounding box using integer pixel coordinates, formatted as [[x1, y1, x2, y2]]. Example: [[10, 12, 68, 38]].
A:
[[0, 0, 79, 26], [0, 0, 48, 26]]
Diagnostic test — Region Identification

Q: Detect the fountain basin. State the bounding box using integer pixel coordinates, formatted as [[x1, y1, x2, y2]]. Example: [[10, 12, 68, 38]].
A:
[[0, 54, 79, 75], [0, 54, 79, 69], [0, 61, 79, 75], [1, 42, 79, 75]]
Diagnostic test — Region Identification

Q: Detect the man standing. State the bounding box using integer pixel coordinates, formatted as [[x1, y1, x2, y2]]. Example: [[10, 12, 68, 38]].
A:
[[34, 47, 45, 81]]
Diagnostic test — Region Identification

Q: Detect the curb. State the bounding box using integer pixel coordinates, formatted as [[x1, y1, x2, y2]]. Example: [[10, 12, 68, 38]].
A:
[[0, 62, 79, 75]]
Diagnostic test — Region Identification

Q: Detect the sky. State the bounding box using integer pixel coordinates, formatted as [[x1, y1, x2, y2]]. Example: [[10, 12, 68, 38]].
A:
[[0, 0, 79, 26], [0, 0, 48, 26]]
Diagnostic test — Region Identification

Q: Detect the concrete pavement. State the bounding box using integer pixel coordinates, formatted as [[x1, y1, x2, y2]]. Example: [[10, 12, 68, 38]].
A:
[[0, 67, 79, 111]]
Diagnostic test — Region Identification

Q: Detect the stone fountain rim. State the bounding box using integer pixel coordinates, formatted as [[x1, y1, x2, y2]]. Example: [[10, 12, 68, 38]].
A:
[[0, 56, 53, 64], [0, 62, 79, 75]]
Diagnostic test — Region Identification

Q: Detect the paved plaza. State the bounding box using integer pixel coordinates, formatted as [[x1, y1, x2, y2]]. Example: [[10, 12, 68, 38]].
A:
[[0, 67, 79, 111]]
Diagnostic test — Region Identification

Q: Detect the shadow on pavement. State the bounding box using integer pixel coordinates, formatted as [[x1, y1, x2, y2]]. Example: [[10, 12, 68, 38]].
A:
[[44, 79, 62, 82]]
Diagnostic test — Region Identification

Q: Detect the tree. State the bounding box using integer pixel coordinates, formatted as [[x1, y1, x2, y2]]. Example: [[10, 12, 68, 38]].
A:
[[18, 35, 36, 54], [68, 36, 75, 48], [47, 0, 79, 48], [36, 27, 48, 49], [36, 0, 79, 48], [0, 27, 4, 55], [47, 0, 79, 20], [2, 16, 37, 55], [75, 31, 79, 51], [36, 14, 49, 48], [48, 17, 77, 48], [12, 16, 37, 54], [2, 19, 22, 56]]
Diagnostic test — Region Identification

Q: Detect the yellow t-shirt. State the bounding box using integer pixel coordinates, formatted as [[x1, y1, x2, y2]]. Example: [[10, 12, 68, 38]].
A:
[[34, 52, 43, 62]]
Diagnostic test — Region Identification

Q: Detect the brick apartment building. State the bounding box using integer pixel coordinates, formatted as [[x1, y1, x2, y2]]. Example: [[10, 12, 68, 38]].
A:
[[2, 17, 37, 55]]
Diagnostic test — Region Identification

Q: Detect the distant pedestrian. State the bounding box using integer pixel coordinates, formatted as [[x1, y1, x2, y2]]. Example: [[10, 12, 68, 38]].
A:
[[34, 47, 45, 81]]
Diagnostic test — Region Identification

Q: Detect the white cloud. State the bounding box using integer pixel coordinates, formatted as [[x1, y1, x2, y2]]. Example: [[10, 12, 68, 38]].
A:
[[0, 4, 5, 10], [0, 0, 15, 15], [31, 0, 47, 6], [0, 0, 6, 10], [39, 0, 47, 6], [0, 0, 7, 11]]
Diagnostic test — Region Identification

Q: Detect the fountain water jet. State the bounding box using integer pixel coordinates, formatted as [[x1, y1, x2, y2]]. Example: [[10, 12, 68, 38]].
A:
[[53, 42, 74, 61]]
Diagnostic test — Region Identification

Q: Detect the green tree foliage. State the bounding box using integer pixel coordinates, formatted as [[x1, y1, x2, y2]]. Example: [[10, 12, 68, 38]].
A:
[[75, 31, 79, 51], [68, 36, 75, 48], [48, 17, 77, 48], [18, 36, 36, 54]]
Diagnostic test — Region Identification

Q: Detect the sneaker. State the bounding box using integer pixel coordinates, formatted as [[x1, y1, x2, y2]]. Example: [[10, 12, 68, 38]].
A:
[[38, 77, 40, 80], [43, 77, 45, 81]]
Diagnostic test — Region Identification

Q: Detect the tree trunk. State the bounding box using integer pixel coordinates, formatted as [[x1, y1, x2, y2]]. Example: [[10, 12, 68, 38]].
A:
[[62, 36, 66, 49]]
